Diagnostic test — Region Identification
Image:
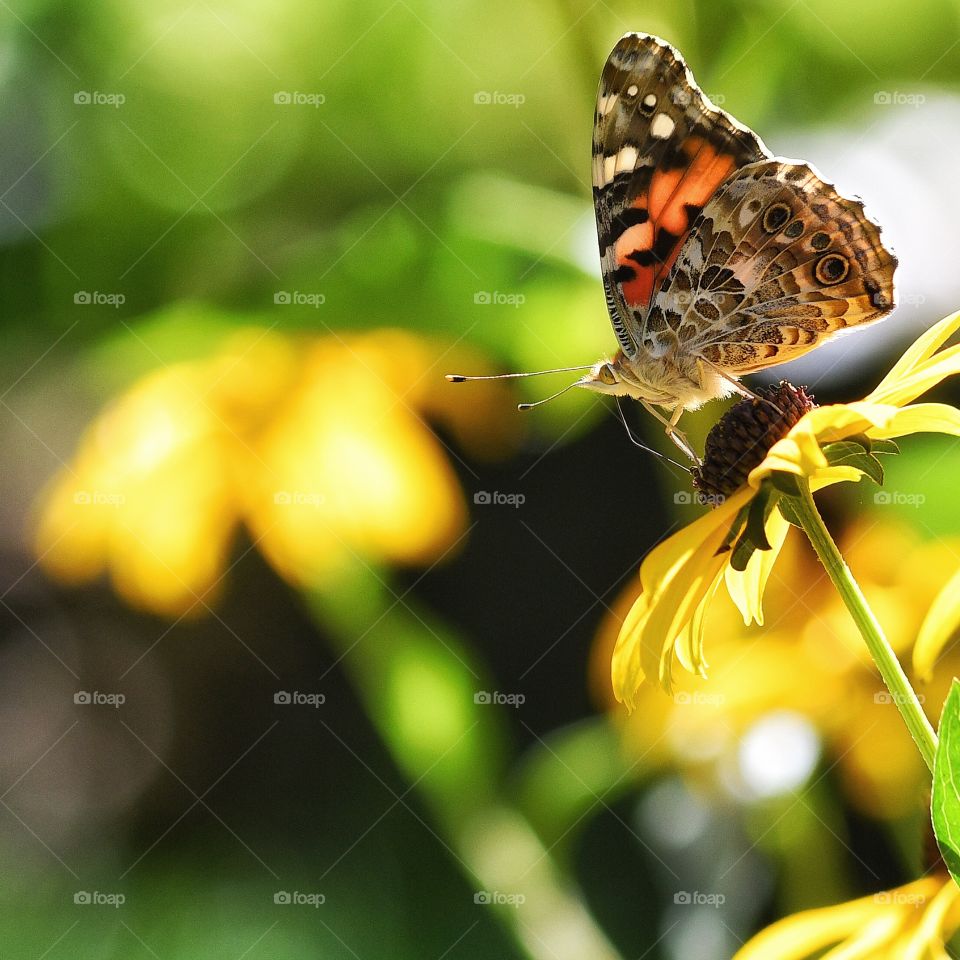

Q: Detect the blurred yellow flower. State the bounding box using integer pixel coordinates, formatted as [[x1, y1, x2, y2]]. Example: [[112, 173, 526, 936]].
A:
[[594, 518, 960, 819], [915, 563, 960, 682], [33, 327, 516, 617], [613, 310, 960, 702], [733, 874, 959, 959]]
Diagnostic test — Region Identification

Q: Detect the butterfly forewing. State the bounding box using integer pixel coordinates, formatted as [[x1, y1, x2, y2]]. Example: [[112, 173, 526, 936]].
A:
[[592, 33, 769, 358]]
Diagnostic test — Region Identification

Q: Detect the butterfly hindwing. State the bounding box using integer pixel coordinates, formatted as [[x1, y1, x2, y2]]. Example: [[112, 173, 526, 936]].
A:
[[593, 33, 770, 359], [650, 159, 898, 373]]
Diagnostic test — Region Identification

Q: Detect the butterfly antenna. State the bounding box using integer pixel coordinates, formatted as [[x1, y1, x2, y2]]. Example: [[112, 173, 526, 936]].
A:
[[615, 397, 690, 473], [446, 364, 593, 383], [517, 378, 584, 410]]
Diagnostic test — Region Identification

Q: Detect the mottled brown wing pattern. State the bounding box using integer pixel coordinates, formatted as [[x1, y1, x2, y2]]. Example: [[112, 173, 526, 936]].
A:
[[593, 33, 770, 359], [647, 159, 898, 373]]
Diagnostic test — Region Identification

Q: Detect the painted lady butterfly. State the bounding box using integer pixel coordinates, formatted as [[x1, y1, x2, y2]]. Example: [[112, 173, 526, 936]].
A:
[[450, 33, 897, 463]]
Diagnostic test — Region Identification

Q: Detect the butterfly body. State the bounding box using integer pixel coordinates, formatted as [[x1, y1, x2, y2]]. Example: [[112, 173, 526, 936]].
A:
[[580, 348, 733, 409]]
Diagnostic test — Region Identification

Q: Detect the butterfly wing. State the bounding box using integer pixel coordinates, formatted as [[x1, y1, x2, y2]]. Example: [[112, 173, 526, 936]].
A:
[[650, 158, 897, 374], [593, 33, 770, 360]]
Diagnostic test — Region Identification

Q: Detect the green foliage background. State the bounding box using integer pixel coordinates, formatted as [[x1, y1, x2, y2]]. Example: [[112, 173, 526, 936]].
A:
[[4, 0, 960, 957]]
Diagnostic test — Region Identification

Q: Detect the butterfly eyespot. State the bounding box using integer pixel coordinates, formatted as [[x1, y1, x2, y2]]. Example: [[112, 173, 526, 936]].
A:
[[815, 253, 850, 285], [762, 203, 791, 233], [640, 92, 657, 114], [783, 220, 804, 239], [811, 231, 831, 251], [598, 364, 618, 385]]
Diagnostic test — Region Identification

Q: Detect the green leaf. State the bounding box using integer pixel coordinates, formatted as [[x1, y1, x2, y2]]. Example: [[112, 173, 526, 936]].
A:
[[823, 440, 872, 464], [932, 680, 960, 888], [770, 471, 801, 497], [716, 503, 750, 555], [835, 452, 885, 486], [729, 530, 758, 571], [870, 438, 900, 456], [744, 487, 777, 552], [843, 433, 872, 452], [778, 496, 804, 529]]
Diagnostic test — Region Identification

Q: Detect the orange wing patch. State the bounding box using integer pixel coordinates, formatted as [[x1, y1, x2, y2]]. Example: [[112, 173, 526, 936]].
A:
[[614, 139, 737, 309]]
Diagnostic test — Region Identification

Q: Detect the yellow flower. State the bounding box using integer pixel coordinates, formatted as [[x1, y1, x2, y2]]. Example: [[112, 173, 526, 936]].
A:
[[33, 327, 516, 617], [613, 310, 960, 705], [914, 558, 960, 682], [733, 874, 960, 959], [594, 518, 960, 819]]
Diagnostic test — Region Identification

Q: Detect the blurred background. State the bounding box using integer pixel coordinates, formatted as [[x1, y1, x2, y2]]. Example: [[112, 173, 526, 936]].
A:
[[4, 0, 960, 956]]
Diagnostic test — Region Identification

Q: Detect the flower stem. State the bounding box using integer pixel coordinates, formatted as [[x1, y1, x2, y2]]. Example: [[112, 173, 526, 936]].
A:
[[792, 478, 937, 772]]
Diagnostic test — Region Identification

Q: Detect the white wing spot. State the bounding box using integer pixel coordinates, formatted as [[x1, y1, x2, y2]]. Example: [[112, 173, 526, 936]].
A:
[[643, 93, 657, 108], [650, 113, 676, 139], [615, 145, 638, 175], [626, 84, 639, 97], [602, 154, 617, 186], [597, 92, 618, 116]]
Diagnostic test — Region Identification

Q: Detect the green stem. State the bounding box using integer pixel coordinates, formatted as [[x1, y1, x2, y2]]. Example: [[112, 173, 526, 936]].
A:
[[792, 477, 938, 772]]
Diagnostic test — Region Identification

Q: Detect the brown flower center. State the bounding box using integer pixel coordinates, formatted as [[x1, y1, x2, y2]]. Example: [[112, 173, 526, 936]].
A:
[[691, 382, 817, 502]]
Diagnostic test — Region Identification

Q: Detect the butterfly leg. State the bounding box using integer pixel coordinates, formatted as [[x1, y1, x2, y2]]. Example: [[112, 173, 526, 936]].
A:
[[697, 356, 786, 416], [640, 400, 701, 465]]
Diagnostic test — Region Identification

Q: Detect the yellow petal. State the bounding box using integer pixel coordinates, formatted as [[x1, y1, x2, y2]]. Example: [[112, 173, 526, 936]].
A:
[[799, 403, 883, 442], [636, 490, 745, 595], [675, 569, 723, 675], [732, 894, 884, 959], [861, 401, 960, 440], [733, 879, 940, 960], [725, 509, 791, 626], [611, 592, 649, 706], [868, 309, 960, 404], [913, 565, 960, 681], [902, 879, 960, 960], [640, 495, 752, 690], [819, 914, 905, 959], [868, 344, 960, 409], [810, 465, 871, 486], [612, 489, 752, 702], [750, 426, 828, 485]]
